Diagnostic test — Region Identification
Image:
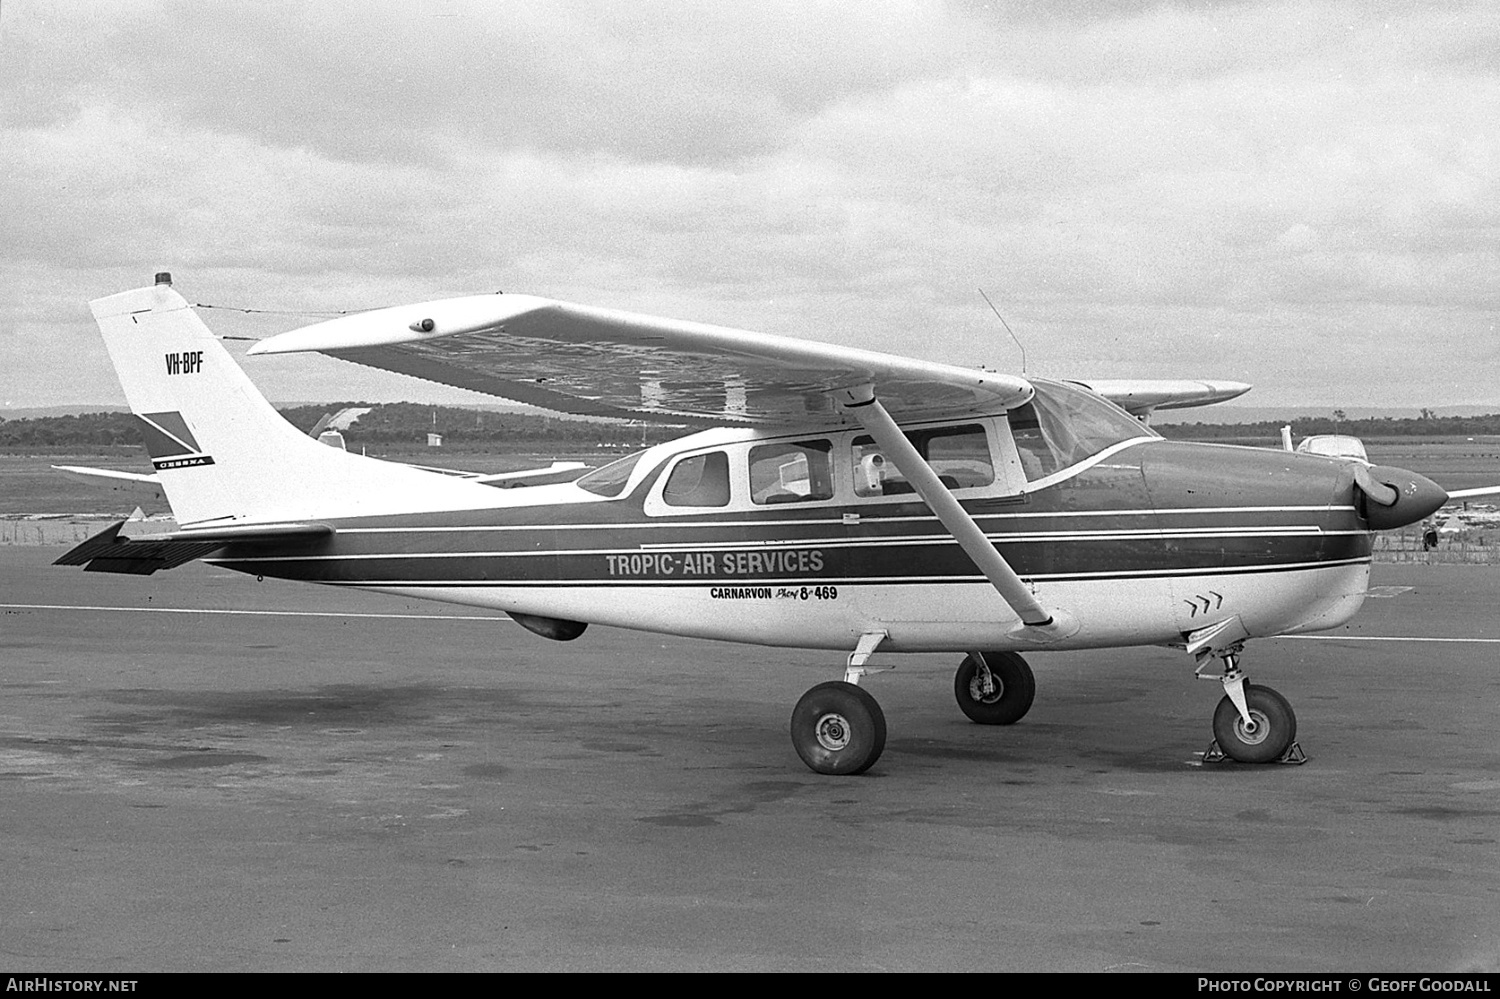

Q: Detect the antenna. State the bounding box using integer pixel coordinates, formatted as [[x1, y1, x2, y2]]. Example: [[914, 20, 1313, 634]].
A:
[[978, 287, 1026, 374]]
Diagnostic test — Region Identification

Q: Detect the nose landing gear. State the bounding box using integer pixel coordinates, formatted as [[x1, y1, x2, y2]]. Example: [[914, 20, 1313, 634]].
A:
[[1196, 643, 1304, 764], [1211, 681, 1299, 763]]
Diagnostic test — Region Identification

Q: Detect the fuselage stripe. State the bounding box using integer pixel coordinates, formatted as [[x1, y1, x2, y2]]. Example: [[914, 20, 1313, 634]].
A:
[[203, 555, 1373, 586], [210, 527, 1368, 564], [329, 504, 1358, 534]]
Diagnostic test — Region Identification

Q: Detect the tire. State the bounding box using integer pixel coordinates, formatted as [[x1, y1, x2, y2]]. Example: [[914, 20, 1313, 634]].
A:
[[954, 651, 1036, 725], [790, 681, 887, 775], [1212, 683, 1297, 764]]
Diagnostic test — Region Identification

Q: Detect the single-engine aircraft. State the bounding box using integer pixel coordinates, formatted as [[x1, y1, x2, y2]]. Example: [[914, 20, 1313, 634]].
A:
[[59, 274, 1480, 775]]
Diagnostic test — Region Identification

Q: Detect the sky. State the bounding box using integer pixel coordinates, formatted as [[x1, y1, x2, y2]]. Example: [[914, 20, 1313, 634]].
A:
[[2, 0, 1497, 413]]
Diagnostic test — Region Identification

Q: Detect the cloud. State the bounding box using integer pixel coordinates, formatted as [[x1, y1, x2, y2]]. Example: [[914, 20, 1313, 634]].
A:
[[2, 0, 1499, 408], [5, 1, 968, 165]]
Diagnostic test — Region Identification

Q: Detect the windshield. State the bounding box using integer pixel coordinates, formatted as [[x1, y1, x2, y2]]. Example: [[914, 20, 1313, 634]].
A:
[[1009, 379, 1154, 481], [576, 450, 648, 497]]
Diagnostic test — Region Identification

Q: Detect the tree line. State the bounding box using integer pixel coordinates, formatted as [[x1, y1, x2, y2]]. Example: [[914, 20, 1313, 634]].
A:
[[4, 405, 1499, 448], [1154, 413, 1500, 442], [0, 404, 677, 448]]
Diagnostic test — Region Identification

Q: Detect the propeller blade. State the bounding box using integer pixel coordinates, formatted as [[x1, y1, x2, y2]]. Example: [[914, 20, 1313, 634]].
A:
[[1352, 465, 1398, 507]]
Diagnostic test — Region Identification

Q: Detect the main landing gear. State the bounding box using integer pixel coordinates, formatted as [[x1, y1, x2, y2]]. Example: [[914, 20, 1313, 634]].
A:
[[790, 637, 1041, 775], [790, 632, 888, 775], [953, 651, 1035, 725], [790, 682, 887, 776]]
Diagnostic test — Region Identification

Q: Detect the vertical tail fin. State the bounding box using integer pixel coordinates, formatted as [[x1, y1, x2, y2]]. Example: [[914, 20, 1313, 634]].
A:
[[90, 278, 495, 525]]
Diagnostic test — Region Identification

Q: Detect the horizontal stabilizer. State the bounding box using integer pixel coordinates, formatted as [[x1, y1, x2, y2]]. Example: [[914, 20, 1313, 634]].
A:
[[54, 520, 334, 575], [52, 465, 166, 506], [53, 521, 223, 574], [399, 460, 589, 487], [471, 461, 589, 487]]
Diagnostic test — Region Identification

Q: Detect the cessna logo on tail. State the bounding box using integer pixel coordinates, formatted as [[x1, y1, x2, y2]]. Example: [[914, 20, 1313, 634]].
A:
[[164, 351, 204, 375], [137, 411, 215, 470]]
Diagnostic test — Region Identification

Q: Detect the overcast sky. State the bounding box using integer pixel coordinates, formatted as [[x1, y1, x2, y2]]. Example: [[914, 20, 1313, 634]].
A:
[[2, 0, 1497, 412]]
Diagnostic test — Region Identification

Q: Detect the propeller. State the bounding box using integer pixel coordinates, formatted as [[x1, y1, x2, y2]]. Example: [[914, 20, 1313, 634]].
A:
[[1349, 464, 1449, 531]]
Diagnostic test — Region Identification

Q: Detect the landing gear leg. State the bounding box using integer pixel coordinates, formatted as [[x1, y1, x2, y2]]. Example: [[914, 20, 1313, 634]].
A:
[[790, 632, 888, 775], [1196, 644, 1302, 764]]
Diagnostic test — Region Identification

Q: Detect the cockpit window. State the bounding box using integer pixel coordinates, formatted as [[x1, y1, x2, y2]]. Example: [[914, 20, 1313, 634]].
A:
[[750, 440, 834, 505], [852, 424, 994, 497], [1009, 379, 1153, 482], [576, 450, 646, 497], [662, 451, 731, 507]]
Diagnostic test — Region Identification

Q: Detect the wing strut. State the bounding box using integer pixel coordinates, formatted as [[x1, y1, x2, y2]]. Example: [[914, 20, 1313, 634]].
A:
[[835, 385, 1074, 640]]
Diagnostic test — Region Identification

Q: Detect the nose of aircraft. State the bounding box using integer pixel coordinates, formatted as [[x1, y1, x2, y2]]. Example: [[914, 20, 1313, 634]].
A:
[[1351, 464, 1449, 531]]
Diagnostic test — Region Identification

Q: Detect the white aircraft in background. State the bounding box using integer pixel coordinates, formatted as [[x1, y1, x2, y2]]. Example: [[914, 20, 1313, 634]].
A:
[[59, 274, 1470, 775]]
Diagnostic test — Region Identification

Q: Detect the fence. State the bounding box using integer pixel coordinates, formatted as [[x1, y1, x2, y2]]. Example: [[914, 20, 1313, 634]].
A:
[[0, 518, 110, 546], [1374, 525, 1500, 564]]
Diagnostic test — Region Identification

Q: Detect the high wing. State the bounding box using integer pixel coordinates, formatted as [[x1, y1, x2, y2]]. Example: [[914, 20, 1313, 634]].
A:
[[248, 295, 1035, 425], [1065, 379, 1251, 419]]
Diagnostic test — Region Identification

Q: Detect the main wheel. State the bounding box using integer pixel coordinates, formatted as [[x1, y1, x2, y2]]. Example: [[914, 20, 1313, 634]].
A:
[[790, 681, 887, 775], [1212, 683, 1297, 763], [954, 651, 1035, 725]]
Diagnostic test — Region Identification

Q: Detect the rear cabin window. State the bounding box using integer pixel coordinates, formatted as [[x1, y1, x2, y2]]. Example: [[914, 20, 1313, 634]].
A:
[[576, 450, 647, 497], [750, 440, 834, 505], [851, 424, 994, 498], [662, 451, 731, 508]]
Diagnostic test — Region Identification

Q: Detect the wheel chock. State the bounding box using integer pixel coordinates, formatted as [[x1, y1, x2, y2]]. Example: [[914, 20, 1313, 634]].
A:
[[1276, 742, 1308, 765], [1199, 740, 1308, 765]]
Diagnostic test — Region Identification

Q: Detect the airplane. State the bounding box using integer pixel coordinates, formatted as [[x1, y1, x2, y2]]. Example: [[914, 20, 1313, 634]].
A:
[[57, 273, 1478, 776]]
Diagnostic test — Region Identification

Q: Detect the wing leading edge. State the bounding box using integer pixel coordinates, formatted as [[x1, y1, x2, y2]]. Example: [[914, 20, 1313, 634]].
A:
[[249, 295, 1035, 426]]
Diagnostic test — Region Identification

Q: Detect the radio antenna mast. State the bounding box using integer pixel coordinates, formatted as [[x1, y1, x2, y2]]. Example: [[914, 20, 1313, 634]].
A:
[[978, 287, 1026, 374]]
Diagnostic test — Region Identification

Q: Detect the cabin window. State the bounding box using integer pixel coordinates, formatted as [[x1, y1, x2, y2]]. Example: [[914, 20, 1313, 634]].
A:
[[851, 424, 994, 497], [662, 451, 731, 507], [576, 450, 647, 497], [749, 440, 834, 505], [1009, 379, 1153, 481]]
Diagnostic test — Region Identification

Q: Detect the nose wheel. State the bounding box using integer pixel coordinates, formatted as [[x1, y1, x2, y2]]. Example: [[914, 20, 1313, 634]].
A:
[[1211, 682, 1298, 763]]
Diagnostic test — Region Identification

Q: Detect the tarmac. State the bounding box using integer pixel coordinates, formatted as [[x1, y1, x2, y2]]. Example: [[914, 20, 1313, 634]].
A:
[[1, 546, 1498, 972]]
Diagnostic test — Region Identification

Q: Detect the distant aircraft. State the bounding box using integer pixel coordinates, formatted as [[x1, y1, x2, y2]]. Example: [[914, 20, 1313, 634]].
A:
[[58, 274, 1481, 775]]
